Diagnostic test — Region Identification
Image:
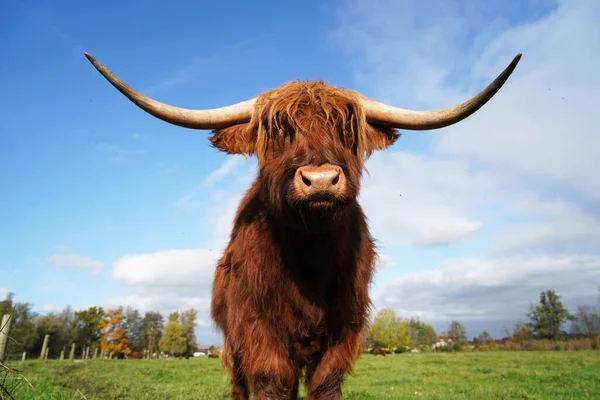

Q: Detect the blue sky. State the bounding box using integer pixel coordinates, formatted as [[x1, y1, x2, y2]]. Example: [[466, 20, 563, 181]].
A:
[[2, 0, 599, 344]]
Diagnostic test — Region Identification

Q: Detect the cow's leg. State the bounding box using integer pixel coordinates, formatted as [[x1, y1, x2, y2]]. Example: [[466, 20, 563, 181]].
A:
[[238, 320, 299, 399], [305, 331, 362, 400], [253, 376, 299, 400], [305, 371, 343, 400], [231, 354, 249, 400]]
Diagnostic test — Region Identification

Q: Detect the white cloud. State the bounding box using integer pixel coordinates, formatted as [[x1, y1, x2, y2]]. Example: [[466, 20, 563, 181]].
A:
[[47, 253, 103, 275], [113, 248, 220, 288], [40, 304, 59, 313], [202, 155, 246, 186], [374, 254, 394, 271], [375, 254, 600, 322], [333, 0, 600, 334], [360, 151, 488, 247], [110, 248, 223, 341], [175, 155, 256, 214], [490, 195, 600, 255]]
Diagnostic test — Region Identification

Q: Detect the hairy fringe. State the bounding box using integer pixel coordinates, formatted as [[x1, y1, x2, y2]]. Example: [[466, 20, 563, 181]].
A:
[[251, 81, 372, 166]]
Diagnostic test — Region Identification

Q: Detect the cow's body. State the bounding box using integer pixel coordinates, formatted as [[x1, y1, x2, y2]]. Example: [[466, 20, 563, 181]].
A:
[[372, 348, 386, 356], [84, 51, 521, 400], [212, 182, 375, 399]]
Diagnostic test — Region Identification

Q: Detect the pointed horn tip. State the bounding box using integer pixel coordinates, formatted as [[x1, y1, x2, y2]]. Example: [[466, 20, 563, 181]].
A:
[[496, 53, 522, 84], [513, 52, 523, 64], [508, 53, 523, 71], [84, 52, 100, 68]]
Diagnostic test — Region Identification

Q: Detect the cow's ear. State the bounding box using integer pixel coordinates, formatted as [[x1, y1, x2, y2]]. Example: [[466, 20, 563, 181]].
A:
[[209, 124, 256, 156], [363, 124, 401, 155]]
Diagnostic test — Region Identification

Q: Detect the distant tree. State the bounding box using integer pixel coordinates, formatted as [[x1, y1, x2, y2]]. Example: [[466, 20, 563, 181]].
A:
[[447, 320, 467, 342], [477, 330, 493, 343], [159, 313, 186, 356], [140, 312, 163, 357], [32, 308, 75, 359], [369, 308, 409, 350], [527, 289, 573, 340], [407, 318, 437, 349], [564, 288, 600, 337], [122, 306, 144, 352], [570, 305, 600, 336], [99, 309, 131, 357], [73, 306, 104, 351], [508, 318, 534, 343], [179, 308, 198, 358], [476, 330, 496, 348]]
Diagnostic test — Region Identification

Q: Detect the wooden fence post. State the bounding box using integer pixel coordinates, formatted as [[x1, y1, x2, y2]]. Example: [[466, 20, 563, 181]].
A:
[[69, 343, 75, 360], [60, 349, 65, 360], [39, 334, 49, 361], [0, 314, 13, 362], [21, 352, 26, 362], [93, 348, 98, 359]]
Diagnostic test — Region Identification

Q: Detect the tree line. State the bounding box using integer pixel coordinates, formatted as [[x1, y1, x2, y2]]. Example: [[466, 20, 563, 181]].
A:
[[2, 287, 598, 362], [0, 293, 203, 362], [364, 288, 600, 353]]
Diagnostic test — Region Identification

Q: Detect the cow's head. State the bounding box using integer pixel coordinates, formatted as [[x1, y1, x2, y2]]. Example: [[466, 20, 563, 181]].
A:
[[84, 52, 521, 226]]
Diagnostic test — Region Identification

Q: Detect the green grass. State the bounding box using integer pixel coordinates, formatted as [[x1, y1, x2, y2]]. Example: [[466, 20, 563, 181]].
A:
[[6, 351, 600, 399]]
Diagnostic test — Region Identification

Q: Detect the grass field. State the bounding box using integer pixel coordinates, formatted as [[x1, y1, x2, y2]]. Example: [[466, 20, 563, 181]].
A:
[[5, 351, 600, 399]]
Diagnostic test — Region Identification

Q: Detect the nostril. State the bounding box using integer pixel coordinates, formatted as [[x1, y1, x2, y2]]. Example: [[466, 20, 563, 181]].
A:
[[297, 166, 342, 191], [301, 174, 312, 187]]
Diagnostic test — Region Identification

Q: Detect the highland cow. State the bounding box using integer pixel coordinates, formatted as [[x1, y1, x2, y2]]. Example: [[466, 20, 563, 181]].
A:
[[85, 51, 521, 399], [373, 348, 387, 356]]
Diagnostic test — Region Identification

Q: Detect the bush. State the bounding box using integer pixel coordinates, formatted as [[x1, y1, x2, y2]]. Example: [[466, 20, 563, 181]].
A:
[[494, 338, 598, 351], [394, 346, 410, 354]]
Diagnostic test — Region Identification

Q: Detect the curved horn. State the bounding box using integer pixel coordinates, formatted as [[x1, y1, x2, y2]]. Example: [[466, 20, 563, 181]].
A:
[[361, 53, 522, 130], [84, 52, 255, 130]]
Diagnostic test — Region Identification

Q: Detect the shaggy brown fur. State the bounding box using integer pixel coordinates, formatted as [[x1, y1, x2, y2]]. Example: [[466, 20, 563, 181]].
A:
[[209, 81, 400, 400]]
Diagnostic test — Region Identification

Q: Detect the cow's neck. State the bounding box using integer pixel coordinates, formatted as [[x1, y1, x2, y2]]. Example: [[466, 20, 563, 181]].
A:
[[269, 205, 363, 279]]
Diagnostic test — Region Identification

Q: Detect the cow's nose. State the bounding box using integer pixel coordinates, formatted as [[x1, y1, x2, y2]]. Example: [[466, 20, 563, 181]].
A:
[[295, 164, 344, 195]]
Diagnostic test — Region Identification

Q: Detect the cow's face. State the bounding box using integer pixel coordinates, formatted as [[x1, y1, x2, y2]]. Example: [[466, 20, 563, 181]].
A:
[[209, 81, 400, 222]]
